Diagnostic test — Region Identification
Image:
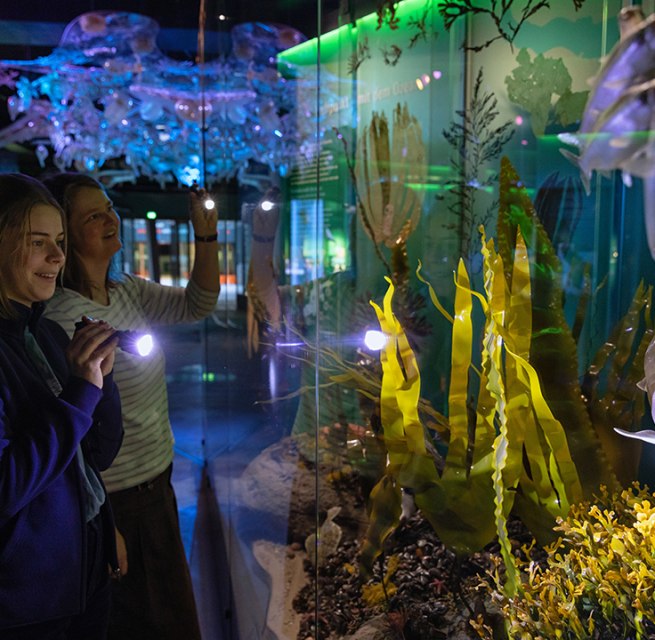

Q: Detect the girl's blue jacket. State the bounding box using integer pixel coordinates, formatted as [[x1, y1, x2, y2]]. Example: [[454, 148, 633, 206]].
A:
[[0, 301, 123, 629]]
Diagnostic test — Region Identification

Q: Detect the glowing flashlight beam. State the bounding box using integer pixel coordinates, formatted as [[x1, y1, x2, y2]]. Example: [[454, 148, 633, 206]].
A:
[[364, 330, 387, 351]]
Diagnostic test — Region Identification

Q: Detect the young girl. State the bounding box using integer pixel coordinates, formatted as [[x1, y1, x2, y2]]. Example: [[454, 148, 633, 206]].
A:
[[0, 173, 123, 639]]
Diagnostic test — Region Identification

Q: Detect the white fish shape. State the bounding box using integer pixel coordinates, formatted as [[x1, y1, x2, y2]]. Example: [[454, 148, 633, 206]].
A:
[[580, 9, 655, 135], [614, 427, 655, 445], [559, 7, 655, 167], [621, 313, 655, 444], [559, 8, 655, 259], [561, 77, 655, 193], [638, 335, 655, 422]]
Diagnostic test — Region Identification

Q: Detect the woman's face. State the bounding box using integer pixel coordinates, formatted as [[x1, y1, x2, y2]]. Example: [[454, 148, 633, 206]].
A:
[[5, 204, 65, 306], [67, 186, 122, 262]]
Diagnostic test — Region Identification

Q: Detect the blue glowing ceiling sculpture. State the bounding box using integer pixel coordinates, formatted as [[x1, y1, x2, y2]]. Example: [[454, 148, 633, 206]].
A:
[[0, 11, 309, 186]]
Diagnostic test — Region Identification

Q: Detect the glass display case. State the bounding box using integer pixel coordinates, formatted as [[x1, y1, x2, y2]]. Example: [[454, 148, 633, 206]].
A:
[[205, 1, 655, 638], [1, 0, 654, 638]]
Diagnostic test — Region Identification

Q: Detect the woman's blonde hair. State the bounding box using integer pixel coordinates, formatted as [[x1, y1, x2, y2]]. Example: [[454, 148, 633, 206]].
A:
[[0, 173, 65, 318]]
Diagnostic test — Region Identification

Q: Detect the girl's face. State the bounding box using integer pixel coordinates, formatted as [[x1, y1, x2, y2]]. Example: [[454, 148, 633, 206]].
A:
[[67, 186, 122, 262], [5, 204, 65, 306]]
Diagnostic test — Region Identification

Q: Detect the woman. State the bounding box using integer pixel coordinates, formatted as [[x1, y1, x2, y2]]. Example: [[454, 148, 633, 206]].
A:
[[43, 173, 220, 640], [0, 173, 123, 638]]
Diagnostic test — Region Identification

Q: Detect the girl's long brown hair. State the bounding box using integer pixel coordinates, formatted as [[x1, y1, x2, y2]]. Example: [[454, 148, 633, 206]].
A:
[[0, 173, 65, 318]]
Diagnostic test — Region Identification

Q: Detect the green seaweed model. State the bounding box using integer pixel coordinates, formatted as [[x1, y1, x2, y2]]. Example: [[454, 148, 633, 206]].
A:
[[476, 484, 655, 639], [443, 67, 515, 262]]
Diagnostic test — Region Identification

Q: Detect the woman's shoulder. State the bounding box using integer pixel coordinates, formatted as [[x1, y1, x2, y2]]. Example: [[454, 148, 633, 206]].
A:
[[119, 273, 175, 303], [48, 286, 86, 310], [44, 289, 88, 331], [119, 273, 159, 293]]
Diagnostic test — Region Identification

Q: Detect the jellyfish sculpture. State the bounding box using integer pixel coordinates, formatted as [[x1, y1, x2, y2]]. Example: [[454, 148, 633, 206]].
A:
[[0, 11, 310, 186]]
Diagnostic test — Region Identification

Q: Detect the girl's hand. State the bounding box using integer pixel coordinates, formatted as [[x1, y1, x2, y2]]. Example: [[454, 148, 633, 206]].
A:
[[188, 186, 218, 237], [66, 316, 118, 388]]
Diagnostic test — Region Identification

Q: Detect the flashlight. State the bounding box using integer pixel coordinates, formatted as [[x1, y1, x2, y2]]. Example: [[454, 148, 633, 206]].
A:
[[190, 184, 215, 210], [75, 320, 155, 357], [114, 330, 155, 357]]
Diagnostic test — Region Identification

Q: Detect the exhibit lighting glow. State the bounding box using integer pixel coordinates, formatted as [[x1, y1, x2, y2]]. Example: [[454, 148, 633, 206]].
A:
[[260, 199, 276, 211], [146, 210, 157, 219], [203, 198, 216, 210], [279, 0, 438, 65], [364, 330, 387, 351]]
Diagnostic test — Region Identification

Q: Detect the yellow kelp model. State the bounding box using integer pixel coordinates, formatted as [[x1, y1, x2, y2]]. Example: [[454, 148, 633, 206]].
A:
[[360, 157, 651, 588]]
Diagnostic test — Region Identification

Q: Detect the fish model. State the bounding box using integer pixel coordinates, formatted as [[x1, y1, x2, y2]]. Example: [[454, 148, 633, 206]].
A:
[[579, 6, 654, 135], [560, 6, 655, 186], [562, 77, 655, 191], [560, 6, 655, 258], [614, 427, 655, 444], [616, 333, 655, 441]]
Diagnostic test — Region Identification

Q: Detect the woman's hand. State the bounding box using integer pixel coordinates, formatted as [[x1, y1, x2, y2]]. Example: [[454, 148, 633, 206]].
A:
[[114, 527, 129, 577], [66, 317, 118, 389], [188, 186, 218, 237], [188, 186, 221, 292]]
